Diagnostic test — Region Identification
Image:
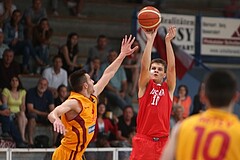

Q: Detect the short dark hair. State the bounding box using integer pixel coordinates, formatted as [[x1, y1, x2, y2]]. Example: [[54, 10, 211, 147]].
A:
[[150, 58, 167, 73], [11, 9, 21, 25], [123, 105, 134, 113], [52, 55, 62, 63], [69, 70, 87, 92], [97, 34, 107, 42], [3, 49, 14, 57], [57, 84, 67, 92], [204, 70, 237, 108]]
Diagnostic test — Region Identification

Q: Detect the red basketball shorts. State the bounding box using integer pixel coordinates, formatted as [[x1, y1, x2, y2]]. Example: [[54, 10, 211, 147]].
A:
[[130, 133, 168, 160]]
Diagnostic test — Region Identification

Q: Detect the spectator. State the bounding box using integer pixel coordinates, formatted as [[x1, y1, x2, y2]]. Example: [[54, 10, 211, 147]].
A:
[[0, 49, 20, 91], [42, 55, 68, 98], [3, 9, 37, 73], [86, 103, 118, 160], [173, 84, 192, 118], [0, 100, 27, 147], [101, 50, 131, 110], [116, 105, 136, 145], [87, 34, 111, 64], [0, 29, 9, 59], [54, 84, 68, 108], [123, 40, 142, 97], [170, 104, 184, 131], [224, 0, 240, 18], [92, 103, 118, 145], [82, 56, 101, 83], [2, 76, 28, 143], [190, 82, 206, 115], [23, 0, 47, 40], [58, 32, 81, 74], [65, 0, 86, 18], [0, 98, 11, 138], [32, 18, 53, 72], [26, 77, 55, 147], [116, 105, 136, 160], [53, 84, 68, 147], [0, 0, 16, 28]]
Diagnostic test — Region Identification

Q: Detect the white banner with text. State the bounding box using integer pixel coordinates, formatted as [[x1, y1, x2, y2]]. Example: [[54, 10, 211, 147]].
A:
[[201, 17, 240, 57]]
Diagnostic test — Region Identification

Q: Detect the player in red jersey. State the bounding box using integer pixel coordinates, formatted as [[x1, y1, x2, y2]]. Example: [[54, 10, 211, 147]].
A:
[[130, 26, 176, 160]]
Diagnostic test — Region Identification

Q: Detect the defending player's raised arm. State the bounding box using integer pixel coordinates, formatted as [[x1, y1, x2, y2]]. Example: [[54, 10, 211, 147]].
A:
[[165, 26, 176, 99], [138, 28, 159, 97], [48, 99, 81, 135], [93, 35, 138, 97], [161, 122, 180, 160]]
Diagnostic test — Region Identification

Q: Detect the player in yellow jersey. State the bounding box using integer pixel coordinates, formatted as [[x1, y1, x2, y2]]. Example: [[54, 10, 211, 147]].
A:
[[48, 35, 138, 160], [161, 70, 240, 160]]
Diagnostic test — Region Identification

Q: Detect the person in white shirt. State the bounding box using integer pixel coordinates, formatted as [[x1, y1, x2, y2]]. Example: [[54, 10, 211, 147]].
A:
[[42, 55, 68, 98]]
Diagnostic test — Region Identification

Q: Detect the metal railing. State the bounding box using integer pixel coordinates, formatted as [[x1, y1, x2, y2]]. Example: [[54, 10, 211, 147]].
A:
[[0, 147, 132, 160]]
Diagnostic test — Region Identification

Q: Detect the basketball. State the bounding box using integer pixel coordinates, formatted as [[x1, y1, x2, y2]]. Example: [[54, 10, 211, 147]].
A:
[[137, 6, 161, 32]]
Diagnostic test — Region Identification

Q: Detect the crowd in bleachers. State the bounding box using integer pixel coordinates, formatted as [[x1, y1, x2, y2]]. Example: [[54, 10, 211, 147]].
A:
[[0, 0, 140, 149], [0, 0, 209, 150]]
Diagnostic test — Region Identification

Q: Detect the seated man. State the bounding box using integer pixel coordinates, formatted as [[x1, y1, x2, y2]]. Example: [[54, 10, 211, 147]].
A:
[[87, 34, 111, 64], [42, 55, 68, 98], [100, 50, 131, 110], [116, 105, 136, 159], [116, 105, 136, 145], [82, 56, 101, 83], [26, 77, 55, 147], [0, 49, 20, 91]]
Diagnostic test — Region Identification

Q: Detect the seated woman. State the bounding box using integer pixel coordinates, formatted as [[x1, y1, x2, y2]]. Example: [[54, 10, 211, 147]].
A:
[[85, 102, 118, 160], [58, 32, 82, 74], [1, 75, 28, 147], [173, 84, 192, 118], [92, 103, 118, 147]]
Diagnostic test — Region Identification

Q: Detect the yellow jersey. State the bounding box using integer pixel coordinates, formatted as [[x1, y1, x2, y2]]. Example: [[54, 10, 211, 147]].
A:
[[176, 109, 240, 160], [61, 92, 97, 152]]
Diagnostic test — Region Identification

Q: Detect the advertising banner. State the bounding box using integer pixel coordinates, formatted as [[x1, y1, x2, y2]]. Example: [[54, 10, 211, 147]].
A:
[[201, 17, 240, 57]]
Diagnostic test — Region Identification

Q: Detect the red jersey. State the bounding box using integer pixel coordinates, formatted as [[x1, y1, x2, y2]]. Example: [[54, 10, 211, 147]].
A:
[[137, 80, 172, 137]]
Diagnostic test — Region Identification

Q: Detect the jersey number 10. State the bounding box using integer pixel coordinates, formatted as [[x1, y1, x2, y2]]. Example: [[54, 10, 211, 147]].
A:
[[192, 126, 230, 160]]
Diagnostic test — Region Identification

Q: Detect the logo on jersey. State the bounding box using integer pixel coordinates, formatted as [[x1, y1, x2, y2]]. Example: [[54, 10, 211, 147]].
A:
[[150, 88, 165, 106], [88, 125, 95, 134], [150, 88, 165, 96]]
